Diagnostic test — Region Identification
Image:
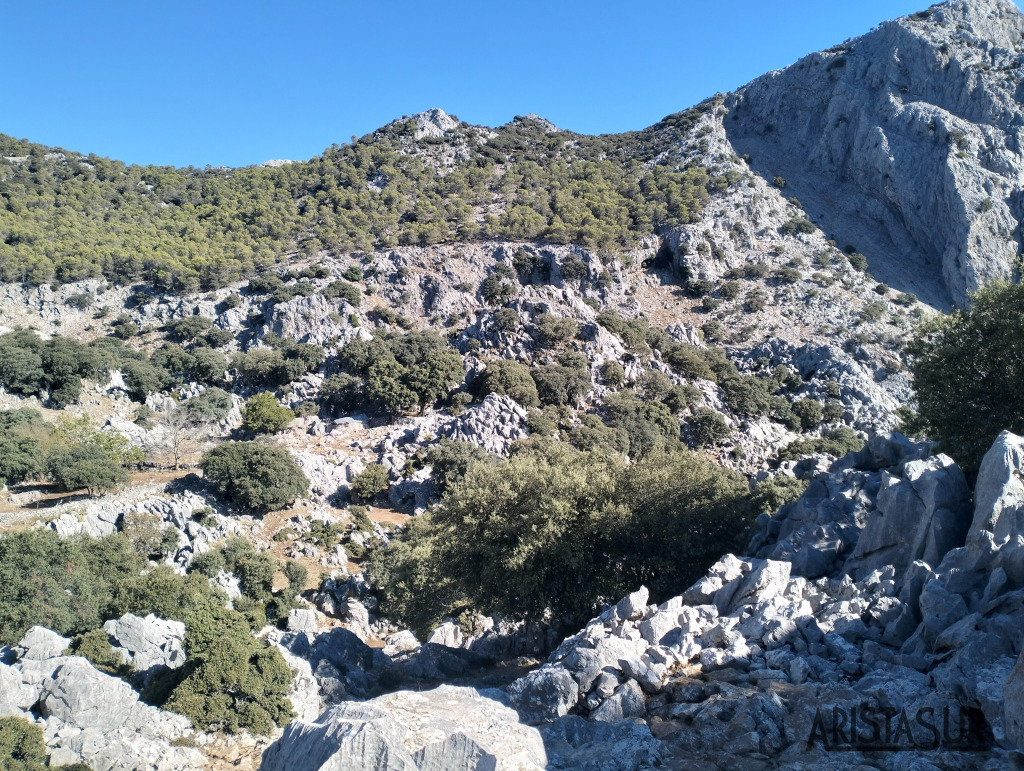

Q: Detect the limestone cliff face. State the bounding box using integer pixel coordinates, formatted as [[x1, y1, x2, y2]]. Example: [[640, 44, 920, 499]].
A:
[[723, 0, 1024, 308]]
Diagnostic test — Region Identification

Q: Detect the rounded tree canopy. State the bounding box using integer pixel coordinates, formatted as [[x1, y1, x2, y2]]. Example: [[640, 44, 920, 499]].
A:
[[200, 442, 309, 513]]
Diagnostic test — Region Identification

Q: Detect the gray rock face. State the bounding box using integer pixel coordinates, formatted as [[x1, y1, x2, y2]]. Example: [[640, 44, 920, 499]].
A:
[[845, 454, 972, 581], [973, 429, 1024, 541], [0, 663, 36, 717], [749, 431, 936, 580], [27, 654, 201, 770], [17, 627, 70, 661], [724, 0, 1024, 308], [1005, 646, 1024, 749], [539, 716, 660, 771], [102, 613, 186, 683], [505, 667, 580, 724], [41, 657, 140, 729], [262, 685, 546, 771], [266, 292, 369, 348]]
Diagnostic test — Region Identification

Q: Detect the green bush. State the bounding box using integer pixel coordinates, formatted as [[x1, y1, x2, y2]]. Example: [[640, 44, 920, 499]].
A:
[[779, 217, 816, 236], [791, 399, 824, 431], [777, 426, 864, 462], [162, 625, 294, 734], [336, 332, 463, 415], [480, 274, 517, 305], [689, 408, 731, 447], [569, 414, 630, 456], [190, 347, 229, 382], [200, 328, 234, 350], [531, 364, 592, 406], [122, 359, 169, 401], [318, 373, 365, 415], [46, 441, 130, 495], [822, 400, 843, 423], [166, 316, 213, 344], [492, 308, 521, 332], [719, 374, 773, 417], [603, 391, 680, 457], [526, 408, 557, 436], [601, 360, 626, 387], [322, 280, 361, 307], [232, 337, 325, 389], [663, 384, 701, 415], [0, 717, 46, 771], [218, 294, 242, 311], [421, 438, 494, 492], [368, 442, 752, 634], [595, 312, 652, 356], [0, 410, 45, 488], [0, 530, 143, 644], [774, 266, 801, 284], [350, 464, 390, 502], [848, 253, 869, 271], [473, 360, 539, 407], [534, 314, 579, 347], [241, 392, 295, 435], [183, 387, 234, 423], [861, 301, 887, 323], [68, 629, 135, 678], [904, 280, 1024, 469], [342, 265, 364, 282], [751, 476, 809, 515], [111, 315, 140, 339], [201, 442, 309, 513]]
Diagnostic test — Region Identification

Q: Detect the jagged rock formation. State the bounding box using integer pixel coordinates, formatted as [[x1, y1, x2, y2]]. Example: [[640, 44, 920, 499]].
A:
[[262, 685, 547, 771], [492, 430, 1024, 766], [0, 627, 204, 770], [102, 613, 187, 687], [724, 0, 1024, 309]]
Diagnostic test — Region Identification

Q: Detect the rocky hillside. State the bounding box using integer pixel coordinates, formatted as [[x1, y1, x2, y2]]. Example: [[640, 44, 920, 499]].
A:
[[1, 0, 1024, 769], [724, 0, 1024, 309]]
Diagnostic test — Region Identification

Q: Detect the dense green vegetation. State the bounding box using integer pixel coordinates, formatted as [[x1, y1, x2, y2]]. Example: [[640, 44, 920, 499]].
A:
[[904, 280, 1024, 470], [368, 439, 752, 635], [0, 329, 145, 407], [0, 411, 140, 495], [0, 717, 47, 771], [241, 392, 296, 434], [331, 331, 464, 415], [0, 105, 727, 291], [200, 442, 310, 513], [0, 528, 295, 734]]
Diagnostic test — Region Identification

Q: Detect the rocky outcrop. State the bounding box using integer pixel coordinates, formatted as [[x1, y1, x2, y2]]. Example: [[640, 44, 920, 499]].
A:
[[973, 429, 1024, 540], [265, 292, 370, 349], [262, 685, 547, 771], [739, 337, 912, 433], [2, 628, 204, 770], [1006, 646, 1024, 749], [492, 431, 1024, 767], [102, 613, 186, 686], [724, 0, 1024, 308]]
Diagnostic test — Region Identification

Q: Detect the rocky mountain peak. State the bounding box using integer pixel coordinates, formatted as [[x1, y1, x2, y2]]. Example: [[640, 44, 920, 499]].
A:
[[408, 108, 460, 139], [930, 0, 1024, 44], [723, 0, 1024, 309]]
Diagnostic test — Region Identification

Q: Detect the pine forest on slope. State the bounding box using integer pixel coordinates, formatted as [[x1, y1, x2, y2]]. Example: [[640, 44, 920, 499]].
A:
[[0, 107, 722, 291]]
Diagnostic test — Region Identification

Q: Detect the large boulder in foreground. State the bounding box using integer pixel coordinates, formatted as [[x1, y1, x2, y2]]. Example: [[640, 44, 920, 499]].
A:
[[972, 430, 1024, 543], [262, 684, 546, 771]]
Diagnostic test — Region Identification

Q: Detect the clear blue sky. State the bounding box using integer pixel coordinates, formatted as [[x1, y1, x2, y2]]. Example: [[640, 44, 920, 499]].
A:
[[2, 0, 1015, 168]]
